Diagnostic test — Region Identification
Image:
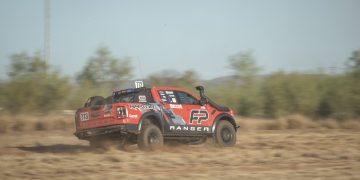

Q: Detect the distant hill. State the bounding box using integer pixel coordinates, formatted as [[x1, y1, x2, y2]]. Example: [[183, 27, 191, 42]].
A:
[[122, 75, 241, 89], [198, 76, 234, 87]]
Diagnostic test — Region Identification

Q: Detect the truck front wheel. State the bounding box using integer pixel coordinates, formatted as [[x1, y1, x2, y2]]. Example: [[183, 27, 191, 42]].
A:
[[137, 124, 163, 151], [214, 120, 236, 147]]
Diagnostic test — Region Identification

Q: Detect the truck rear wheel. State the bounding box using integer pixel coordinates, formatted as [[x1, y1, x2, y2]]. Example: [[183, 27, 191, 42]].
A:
[[214, 120, 236, 147], [137, 124, 163, 151]]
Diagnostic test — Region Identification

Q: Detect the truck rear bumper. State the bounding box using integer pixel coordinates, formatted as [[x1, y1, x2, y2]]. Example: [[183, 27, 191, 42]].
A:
[[74, 124, 139, 139]]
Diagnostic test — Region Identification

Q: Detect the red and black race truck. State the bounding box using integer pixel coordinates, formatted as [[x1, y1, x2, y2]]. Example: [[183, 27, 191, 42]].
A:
[[74, 84, 238, 150]]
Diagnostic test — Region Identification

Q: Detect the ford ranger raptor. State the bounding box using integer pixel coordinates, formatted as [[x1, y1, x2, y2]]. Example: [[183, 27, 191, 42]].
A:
[[74, 85, 238, 150]]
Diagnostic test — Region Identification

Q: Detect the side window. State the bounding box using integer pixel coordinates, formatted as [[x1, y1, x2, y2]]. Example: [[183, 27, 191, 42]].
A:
[[113, 89, 153, 103], [135, 89, 154, 103], [176, 91, 198, 105], [158, 90, 178, 104]]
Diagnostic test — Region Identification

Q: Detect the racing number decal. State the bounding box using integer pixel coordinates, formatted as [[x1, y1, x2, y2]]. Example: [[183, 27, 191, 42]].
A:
[[189, 110, 209, 124], [80, 112, 89, 121]]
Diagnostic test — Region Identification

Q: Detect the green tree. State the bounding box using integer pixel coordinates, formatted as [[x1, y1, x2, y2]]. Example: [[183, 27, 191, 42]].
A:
[[66, 80, 102, 109], [77, 47, 132, 89], [261, 84, 276, 118], [227, 51, 262, 116], [346, 49, 360, 116], [228, 51, 261, 84], [347, 49, 360, 77], [69, 47, 133, 109], [260, 72, 325, 118], [147, 70, 199, 91], [7, 51, 47, 78], [1, 52, 70, 113]]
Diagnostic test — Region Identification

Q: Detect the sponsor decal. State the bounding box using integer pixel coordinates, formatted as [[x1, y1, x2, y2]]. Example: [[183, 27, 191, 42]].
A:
[[116, 107, 127, 117], [129, 114, 138, 118], [161, 96, 167, 101], [189, 110, 209, 124], [171, 97, 177, 103], [129, 104, 155, 110], [169, 125, 210, 132], [80, 112, 89, 121], [138, 95, 147, 102], [165, 91, 174, 94], [170, 104, 183, 109]]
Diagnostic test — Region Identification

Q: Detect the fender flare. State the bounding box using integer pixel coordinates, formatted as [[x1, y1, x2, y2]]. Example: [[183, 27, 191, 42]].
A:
[[137, 111, 164, 133], [211, 113, 238, 133]]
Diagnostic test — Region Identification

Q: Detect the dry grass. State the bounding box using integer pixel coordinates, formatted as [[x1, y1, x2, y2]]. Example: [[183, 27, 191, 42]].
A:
[[0, 114, 359, 179], [0, 114, 74, 133], [237, 114, 360, 131], [0, 129, 359, 179], [0, 114, 359, 134], [339, 120, 360, 129]]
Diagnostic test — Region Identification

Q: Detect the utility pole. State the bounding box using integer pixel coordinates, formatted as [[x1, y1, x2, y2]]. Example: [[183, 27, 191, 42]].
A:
[[43, 0, 51, 114], [44, 0, 51, 74]]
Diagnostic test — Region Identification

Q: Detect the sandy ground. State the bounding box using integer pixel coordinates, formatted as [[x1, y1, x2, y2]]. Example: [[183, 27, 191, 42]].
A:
[[0, 129, 359, 180]]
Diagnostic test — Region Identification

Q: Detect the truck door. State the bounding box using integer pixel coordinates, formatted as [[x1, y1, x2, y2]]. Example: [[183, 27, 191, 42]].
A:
[[157, 89, 213, 134], [174, 90, 212, 127]]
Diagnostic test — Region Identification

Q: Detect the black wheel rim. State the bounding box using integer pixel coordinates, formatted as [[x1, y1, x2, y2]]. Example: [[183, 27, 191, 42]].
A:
[[148, 131, 160, 145], [221, 127, 233, 143]]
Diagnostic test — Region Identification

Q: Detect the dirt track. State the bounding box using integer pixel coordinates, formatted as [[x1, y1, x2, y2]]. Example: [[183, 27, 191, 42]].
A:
[[0, 129, 359, 180]]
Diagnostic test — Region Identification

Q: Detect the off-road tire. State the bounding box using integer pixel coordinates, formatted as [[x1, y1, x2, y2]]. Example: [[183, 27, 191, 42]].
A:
[[137, 124, 163, 151], [214, 120, 236, 147]]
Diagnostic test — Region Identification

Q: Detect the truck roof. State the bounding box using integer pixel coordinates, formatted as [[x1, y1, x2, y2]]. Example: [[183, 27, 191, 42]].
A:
[[112, 86, 199, 100]]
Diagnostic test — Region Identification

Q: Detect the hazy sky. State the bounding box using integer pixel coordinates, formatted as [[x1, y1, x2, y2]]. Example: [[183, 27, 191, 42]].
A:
[[1, 0, 360, 80]]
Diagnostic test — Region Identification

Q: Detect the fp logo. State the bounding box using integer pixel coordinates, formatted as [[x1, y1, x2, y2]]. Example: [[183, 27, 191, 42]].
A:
[[189, 110, 209, 124]]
